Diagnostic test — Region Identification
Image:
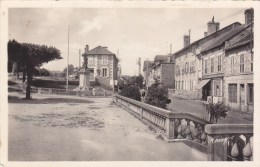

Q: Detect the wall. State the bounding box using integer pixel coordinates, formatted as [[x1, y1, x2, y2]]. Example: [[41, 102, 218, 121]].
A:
[[224, 46, 253, 112], [161, 63, 175, 88]]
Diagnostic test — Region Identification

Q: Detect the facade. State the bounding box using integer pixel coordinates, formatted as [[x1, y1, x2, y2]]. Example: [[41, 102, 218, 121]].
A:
[[199, 23, 246, 101], [82, 45, 118, 89], [173, 19, 242, 99], [143, 60, 153, 89], [145, 55, 175, 88], [224, 24, 253, 112]]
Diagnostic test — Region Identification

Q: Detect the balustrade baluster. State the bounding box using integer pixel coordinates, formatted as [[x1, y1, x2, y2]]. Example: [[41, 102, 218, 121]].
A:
[[185, 120, 192, 140], [231, 142, 239, 161]]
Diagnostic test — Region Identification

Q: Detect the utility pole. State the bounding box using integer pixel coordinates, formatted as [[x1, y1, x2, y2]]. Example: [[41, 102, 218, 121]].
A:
[[137, 57, 141, 76], [79, 49, 81, 68], [66, 25, 70, 93]]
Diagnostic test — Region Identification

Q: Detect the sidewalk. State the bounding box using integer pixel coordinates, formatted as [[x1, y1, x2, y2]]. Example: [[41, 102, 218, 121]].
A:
[[168, 97, 253, 124]]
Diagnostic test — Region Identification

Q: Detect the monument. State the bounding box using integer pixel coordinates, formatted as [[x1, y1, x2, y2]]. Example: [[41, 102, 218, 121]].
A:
[[74, 57, 90, 91]]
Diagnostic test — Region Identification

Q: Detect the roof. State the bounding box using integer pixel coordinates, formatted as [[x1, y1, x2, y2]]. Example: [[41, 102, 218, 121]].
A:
[[225, 32, 253, 51], [83, 46, 115, 55], [154, 55, 169, 62], [201, 25, 245, 53], [172, 22, 242, 57]]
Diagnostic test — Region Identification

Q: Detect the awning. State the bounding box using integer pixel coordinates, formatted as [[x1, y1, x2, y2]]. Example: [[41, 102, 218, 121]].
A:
[[197, 79, 210, 89]]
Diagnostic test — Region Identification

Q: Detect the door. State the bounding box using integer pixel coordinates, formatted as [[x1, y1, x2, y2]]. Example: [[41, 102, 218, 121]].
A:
[[240, 84, 246, 112], [247, 84, 254, 112]]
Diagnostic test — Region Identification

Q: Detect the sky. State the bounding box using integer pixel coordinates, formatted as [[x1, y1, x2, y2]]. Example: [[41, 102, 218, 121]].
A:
[[9, 8, 246, 76]]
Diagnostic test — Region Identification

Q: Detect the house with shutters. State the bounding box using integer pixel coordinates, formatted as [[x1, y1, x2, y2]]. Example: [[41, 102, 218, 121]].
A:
[[223, 10, 253, 112], [198, 8, 254, 113], [173, 18, 242, 99], [82, 45, 118, 90]]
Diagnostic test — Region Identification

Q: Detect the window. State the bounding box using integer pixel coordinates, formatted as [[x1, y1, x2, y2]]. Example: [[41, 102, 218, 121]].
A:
[[240, 54, 244, 73], [205, 60, 208, 74], [228, 84, 237, 103], [190, 61, 195, 72], [251, 53, 253, 72], [102, 68, 108, 77], [88, 57, 94, 65], [176, 66, 180, 76], [231, 56, 234, 72], [217, 55, 222, 71], [248, 84, 254, 104], [102, 55, 108, 65], [185, 62, 189, 74], [211, 58, 214, 73]]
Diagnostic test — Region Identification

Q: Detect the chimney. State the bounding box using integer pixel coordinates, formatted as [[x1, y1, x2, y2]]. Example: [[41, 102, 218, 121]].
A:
[[245, 8, 254, 25], [207, 16, 220, 35], [204, 32, 207, 37], [85, 45, 89, 53], [183, 29, 191, 47]]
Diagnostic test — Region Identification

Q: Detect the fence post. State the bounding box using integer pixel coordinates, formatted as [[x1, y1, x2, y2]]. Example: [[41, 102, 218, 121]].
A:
[[165, 118, 175, 140]]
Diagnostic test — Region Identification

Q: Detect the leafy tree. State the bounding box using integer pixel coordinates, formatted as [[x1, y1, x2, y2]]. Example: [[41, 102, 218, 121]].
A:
[[119, 85, 141, 101], [8, 40, 62, 99], [203, 100, 228, 123], [63, 64, 75, 77], [145, 79, 171, 109]]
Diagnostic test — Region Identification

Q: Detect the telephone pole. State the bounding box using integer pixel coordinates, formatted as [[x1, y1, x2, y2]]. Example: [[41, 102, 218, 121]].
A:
[[66, 25, 70, 93]]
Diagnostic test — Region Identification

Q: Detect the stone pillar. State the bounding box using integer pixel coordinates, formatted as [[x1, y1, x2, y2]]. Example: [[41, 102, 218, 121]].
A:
[[78, 68, 91, 90], [165, 118, 175, 140]]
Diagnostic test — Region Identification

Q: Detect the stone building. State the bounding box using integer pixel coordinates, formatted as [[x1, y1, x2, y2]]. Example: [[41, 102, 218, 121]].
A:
[[82, 45, 118, 90], [199, 24, 245, 101], [144, 55, 175, 89], [223, 9, 254, 112], [173, 20, 241, 99], [143, 60, 153, 89]]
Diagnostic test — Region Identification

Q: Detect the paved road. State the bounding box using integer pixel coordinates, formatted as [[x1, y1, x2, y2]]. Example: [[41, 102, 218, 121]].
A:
[[8, 92, 206, 161], [168, 97, 253, 124]]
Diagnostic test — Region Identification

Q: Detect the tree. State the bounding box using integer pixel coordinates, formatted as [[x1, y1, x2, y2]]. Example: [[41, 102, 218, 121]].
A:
[[203, 100, 228, 123], [8, 40, 62, 99], [119, 85, 141, 101], [63, 64, 75, 77], [145, 79, 171, 109]]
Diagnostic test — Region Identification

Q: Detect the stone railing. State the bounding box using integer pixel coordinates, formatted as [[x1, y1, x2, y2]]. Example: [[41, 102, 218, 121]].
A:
[[113, 94, 210, 145], [30, 87, 112, 97], [205, 124, 253, 161]]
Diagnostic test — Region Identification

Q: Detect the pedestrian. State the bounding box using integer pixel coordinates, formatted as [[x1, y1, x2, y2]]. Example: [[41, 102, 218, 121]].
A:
[[92, 88, 96, 96]]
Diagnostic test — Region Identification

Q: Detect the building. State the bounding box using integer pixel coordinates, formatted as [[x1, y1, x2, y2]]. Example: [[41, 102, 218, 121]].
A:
[[82, 45, 118, 90], [199, 23, 245, 101], [223, 9, 254, 112], [144, 55, 175, 89], [143, 60, 153, 89], [173, 18, 242, 99]]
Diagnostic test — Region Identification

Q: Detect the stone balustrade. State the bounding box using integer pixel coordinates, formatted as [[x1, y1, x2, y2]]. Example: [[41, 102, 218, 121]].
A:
[[114, 94, 210, 144], [30, 87, 111, 97], [205, 124, 253, 161]]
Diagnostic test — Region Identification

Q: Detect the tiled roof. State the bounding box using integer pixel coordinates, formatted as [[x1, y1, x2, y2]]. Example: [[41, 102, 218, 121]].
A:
[[154, 55, 169, 62], [84, 46, 115, 55], [200, 25, 245, 53], [172, 22, 242, 57], [225, 33, 253, 51]]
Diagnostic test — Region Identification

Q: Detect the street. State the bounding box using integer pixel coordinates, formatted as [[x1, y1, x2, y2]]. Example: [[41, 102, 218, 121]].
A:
[[168, 97, 253, 124], [8, 92, 206, 161]]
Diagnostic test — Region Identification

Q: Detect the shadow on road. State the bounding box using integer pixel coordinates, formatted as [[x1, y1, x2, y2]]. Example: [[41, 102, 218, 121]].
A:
[[8, 95, 94, 104]]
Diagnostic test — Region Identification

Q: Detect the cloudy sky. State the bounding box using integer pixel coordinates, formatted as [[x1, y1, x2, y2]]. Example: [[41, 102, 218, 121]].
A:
[[9, 8, 246, 75]]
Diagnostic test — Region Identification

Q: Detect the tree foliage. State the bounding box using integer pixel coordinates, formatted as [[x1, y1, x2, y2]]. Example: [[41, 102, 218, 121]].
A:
[[145, 79, 171, 109], [203, 100, 228, 123], [8, 40, 62, 99], [119, 85, 141, 101], [63, 64, 76, 76]]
